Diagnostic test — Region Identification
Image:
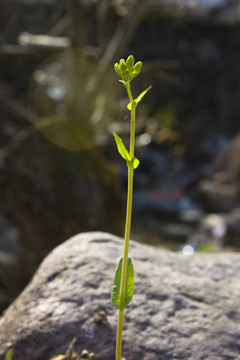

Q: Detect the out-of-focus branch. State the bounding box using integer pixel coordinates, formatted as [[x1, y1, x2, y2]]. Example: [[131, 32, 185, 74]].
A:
[[0, 81, 34, 166], [47, 14, 71, 36], [0, 126, 34, 167], [87, 0, 145, 93], [0, 32, 71, 56], [7, 0, 56, 5], [18, 32, 71, 50], [142, 60, 179, 85], [0, 82, 31, 121], [0, 45, 36, 56], [100, 0, 145, 70]]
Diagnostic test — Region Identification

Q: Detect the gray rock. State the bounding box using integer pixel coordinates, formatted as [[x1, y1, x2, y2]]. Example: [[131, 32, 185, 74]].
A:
[[226, 208, 240, 249], [198, 179, 239, 212], [214, 133, 240, 186], [197, 133, 240, 213], [0, 231, 240, 360]]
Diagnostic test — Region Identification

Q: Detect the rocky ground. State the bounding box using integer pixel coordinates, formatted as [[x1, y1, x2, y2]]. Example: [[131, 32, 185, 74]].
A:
[[0, 231, 240, 360]]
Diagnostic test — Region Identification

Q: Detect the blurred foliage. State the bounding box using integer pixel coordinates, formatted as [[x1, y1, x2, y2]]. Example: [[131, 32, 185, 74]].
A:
[[197, 243, 219, 253]]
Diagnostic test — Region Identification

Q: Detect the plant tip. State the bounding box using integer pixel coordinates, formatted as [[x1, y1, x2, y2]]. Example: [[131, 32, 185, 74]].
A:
[[126, 55, 134, 70]]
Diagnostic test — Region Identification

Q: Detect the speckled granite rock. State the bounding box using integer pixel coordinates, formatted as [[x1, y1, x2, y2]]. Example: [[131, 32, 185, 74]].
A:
[[0, 232, 240, 360]]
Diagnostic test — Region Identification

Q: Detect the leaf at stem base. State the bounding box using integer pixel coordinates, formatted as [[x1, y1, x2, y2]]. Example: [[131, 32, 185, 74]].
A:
[[111, 257, 134, 311]]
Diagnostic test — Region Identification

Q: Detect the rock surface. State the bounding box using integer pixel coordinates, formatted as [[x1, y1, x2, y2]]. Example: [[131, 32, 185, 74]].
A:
[[0, 232, 240, 360], [198, 133, 240, 213]]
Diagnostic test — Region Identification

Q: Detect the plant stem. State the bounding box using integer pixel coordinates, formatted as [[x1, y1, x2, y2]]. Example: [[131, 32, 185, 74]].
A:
[[116, 309, 124, 360], [116, 83, 135, 360], [127, 85, 135, 156]]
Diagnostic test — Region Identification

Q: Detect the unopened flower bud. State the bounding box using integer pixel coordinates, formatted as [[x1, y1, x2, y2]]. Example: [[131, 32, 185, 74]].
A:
[[114, 63, 122, 77], [126, 55, 134, 71], [119, 59, 126, 72], [133, 61, 142, 75]]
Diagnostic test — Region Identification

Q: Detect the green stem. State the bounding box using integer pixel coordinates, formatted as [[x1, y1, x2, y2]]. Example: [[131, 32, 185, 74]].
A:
[[127, 86, 136, 156], [116, 82, 135, 360], [116, 309, 124, 360]]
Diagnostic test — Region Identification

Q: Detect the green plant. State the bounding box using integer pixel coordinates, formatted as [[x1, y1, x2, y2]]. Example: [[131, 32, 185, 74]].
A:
[[4, 350, 14, 360], [111, 56, 151, 360]]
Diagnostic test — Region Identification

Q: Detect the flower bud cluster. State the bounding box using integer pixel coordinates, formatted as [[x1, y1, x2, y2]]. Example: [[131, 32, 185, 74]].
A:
[[114, 55, 142, 83]]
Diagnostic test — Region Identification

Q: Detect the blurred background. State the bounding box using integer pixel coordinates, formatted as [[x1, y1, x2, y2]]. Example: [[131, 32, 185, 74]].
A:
[[1, 0, 240, 314]]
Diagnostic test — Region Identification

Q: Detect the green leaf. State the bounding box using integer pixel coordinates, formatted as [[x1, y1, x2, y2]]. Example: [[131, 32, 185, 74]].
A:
[[111, 257, 134, 310], [132, 157, 140, 169], [5, 350, 14, 360], [127, 100, 137, 111], [135, 86, 152, 104], [113, 132, 140, 169], [113, 132, 131, 162], [127, 86, 152, 110]]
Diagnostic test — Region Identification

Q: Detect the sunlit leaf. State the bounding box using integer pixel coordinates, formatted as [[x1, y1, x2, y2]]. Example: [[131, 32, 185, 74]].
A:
[[111, 257, 134, 311], [135, 86, 152, 105], [5, 350, 14, 360], [127, 100, 137, 111], [127, 86, 152, 111], [132, 157, 140, 169], [113, 132, 131, 162], [113, 132, 140, 169]]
